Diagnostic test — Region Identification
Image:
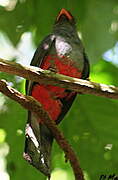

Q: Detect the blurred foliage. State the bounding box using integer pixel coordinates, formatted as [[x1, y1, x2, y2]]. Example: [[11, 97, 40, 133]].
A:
[[0, 0, 118, 62], [0, 0, 118, 180]]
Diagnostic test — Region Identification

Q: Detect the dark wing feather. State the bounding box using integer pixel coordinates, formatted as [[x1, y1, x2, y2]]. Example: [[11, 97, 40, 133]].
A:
[[82, 52, 90, 79], [25, 34, 55, 95]]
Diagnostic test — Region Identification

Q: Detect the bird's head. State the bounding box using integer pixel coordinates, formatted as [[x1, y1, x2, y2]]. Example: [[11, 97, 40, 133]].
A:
[[55, 8, 76, 26]]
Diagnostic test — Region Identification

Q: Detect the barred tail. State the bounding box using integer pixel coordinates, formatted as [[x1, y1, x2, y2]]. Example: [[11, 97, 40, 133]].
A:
[[23, 112, 53, 177]]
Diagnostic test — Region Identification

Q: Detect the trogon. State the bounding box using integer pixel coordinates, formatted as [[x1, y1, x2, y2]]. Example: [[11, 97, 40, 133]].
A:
[[23, 8, 90, 179]]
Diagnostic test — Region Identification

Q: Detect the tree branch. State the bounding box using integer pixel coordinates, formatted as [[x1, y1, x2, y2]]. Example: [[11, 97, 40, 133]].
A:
[[0, 79, 84, 180], [0, 58, 118, 99], [0, 57, 118, 179]]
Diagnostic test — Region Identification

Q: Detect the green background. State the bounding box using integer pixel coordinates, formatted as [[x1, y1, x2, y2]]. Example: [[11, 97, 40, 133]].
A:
[[0, 0, 118, 179]]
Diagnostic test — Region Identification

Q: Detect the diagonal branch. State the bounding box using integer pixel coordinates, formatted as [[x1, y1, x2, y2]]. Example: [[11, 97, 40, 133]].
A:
[[0, 58, 118, 99], [0, 79, 84, 180]]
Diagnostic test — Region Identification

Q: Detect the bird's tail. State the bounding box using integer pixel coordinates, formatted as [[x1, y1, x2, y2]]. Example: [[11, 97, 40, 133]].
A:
[[23, 112, 53, 178]]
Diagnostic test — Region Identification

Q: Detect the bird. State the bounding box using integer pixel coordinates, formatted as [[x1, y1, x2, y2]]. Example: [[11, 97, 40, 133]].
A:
[[23, 8, 90, 179]]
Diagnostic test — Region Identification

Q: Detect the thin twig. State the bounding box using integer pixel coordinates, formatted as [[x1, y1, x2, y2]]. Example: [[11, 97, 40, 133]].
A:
[[0, 58, 118, 99], [0, 79, 84, 180]]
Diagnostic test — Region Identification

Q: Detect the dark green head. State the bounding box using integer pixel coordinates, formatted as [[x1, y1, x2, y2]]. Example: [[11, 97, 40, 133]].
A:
[[53, 8, 77, 34]]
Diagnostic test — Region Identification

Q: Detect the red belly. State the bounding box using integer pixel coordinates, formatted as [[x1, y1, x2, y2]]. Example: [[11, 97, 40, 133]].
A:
[[31, 55, 82, 122]]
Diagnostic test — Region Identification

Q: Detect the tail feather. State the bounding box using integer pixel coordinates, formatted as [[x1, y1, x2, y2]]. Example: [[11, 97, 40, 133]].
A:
[[23, 112, 53, 177]]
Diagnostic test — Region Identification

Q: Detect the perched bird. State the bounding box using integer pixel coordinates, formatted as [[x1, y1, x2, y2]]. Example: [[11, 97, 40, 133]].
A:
[[23, 8, 90, 179]]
